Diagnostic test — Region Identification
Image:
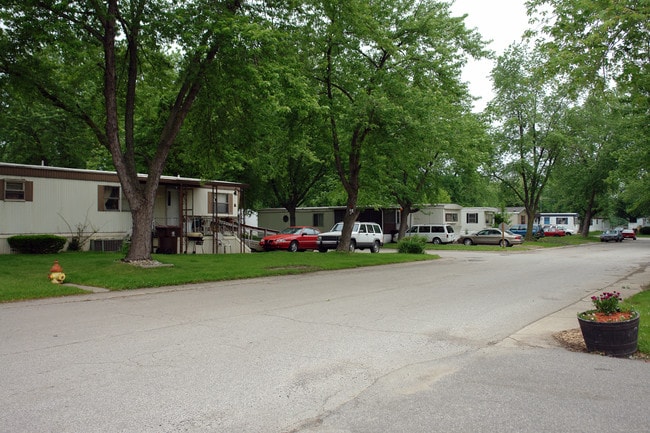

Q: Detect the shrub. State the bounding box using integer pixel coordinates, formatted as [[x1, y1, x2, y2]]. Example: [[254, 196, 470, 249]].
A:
[[397, 235, 427, 254], [8, 235, 67, 254], [639, 226, 650, 235], [67, 237, 81, 251]]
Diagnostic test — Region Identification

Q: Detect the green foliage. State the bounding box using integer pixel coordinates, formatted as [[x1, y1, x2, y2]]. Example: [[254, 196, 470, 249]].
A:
[[527, 0, 650, 221], [397, 236, 427, 254], [622, 289, 650, 354], [0, 252, 437, 301], [640, 227, 650, 236], [488, 42, 569, 240], [590, 291, 624, 315], [8, 235, 67, 254], [67, 238, 81, 251]]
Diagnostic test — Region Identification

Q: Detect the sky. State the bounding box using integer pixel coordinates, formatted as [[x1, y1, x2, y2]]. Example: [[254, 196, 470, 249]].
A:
[[448, 0, 531, 112]]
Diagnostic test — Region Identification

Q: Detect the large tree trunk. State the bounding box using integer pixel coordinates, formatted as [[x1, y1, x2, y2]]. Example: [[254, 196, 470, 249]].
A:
[[337, 198, 361, 252], [397, 204, 412, 241], [127, 199, 155, 260], [524, 208, 537, 242], [580, 189, 597, 237]]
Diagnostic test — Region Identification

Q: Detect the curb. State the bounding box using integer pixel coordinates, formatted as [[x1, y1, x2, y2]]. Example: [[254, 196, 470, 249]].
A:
[[499, 264, 649, 349]]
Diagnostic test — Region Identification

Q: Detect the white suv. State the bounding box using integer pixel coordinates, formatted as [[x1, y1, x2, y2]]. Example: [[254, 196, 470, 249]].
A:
[[318, 222, 383, 253]]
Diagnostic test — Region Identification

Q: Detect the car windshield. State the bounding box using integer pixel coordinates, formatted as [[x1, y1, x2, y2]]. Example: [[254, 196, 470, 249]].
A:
[[331, 222, 344, 231], [279, 227, 302, 234]]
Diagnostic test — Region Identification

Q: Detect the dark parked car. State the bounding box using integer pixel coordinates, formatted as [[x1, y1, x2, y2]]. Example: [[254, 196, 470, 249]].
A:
[[509, 224, 544, 238], [600, 229, 623, 242], [259, 226, 321, 252], [458, 228, 523, 247]]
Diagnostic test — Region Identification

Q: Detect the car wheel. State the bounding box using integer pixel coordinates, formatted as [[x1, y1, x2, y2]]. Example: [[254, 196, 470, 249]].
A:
[[499, 239, 510, 247], [288, 241, 298, 253], [432, 238, 441, 245], [318, 247, 328, 253], [370, 240, 380, 253], [463, 238, 473, 246], [348, 240, 356, 252]]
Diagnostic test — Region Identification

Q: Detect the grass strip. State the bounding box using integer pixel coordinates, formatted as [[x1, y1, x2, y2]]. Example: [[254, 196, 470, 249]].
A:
[[0, 251, 436, 302], [623, 289, 650, 354]]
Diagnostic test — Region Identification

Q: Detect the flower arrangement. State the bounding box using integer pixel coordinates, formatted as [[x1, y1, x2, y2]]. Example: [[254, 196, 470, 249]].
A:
[[578, 290, 638, 323], [591, 291, 622, 314]]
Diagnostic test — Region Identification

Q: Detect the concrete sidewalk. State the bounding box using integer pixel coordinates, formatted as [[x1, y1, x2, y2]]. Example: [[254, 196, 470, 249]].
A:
[[500, 263, 649, 349]]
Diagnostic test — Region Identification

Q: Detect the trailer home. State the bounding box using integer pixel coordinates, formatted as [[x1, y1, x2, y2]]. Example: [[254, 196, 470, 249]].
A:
[[0, 163, 247, 254]]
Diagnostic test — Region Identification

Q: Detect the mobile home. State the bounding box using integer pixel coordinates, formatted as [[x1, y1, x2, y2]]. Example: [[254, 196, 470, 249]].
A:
[[0, 163, 247, 254]]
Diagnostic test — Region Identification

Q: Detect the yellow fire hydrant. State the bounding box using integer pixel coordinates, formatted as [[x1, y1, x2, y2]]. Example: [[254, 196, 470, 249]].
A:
[[48, 260, 66, 284]]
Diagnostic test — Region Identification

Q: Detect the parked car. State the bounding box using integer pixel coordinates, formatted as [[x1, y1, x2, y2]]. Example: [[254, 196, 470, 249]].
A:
[[458, 228, 523, 247], [621, 229, 637, 240], [509, 224, 544, 238], [259, 226, 321, 252], [557, 225, 576, 235], [600, 229, 623, 242], [542, 225, 566, 237], [403, 224, 457, 244], [318, 222, 383, 253]]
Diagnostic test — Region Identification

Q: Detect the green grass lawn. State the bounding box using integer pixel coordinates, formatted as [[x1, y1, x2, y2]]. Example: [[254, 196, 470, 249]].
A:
[[623, 289, 650, 354], [0, 251, 436, 302]]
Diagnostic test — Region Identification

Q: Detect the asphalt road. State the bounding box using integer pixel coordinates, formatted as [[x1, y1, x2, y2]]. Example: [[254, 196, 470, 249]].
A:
[[1, 240, 649, 433]]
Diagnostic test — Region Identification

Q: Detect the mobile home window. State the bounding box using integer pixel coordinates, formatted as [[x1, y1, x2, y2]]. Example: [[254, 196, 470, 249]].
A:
[[557, 217, 568, 225], [313, 213, 324, 227], [99, 185, 120, 211], [466, 213, 478, 224], [209, 192, 230, 214], [1, 179, 33, 202], [445, 213, 458, 222], [4, 180, 25, 200]]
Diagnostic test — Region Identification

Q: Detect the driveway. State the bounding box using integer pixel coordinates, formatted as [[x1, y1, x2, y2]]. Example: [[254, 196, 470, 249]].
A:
[[1, 241, 649, 432]]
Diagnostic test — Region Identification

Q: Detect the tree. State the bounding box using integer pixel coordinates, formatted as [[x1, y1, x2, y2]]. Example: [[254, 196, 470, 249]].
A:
[[526, 0, 650, 219], [0, 82, 98, 167], [545, 91, 622, 236], [0, 0, 246, 261], [375, 104, 490, 240], [487, 43, 569, 241], [299, 0, 486, 251]]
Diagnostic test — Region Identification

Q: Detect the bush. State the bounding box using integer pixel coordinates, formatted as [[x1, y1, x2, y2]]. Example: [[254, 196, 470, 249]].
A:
[[67, 237, 81, 251], [639, 226, 650, 235], [8, 235, 67, 254], [397, 236, 428, 254]]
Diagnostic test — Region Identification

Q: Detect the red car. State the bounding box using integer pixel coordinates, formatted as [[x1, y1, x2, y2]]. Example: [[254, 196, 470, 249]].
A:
[[621, 229, 637, 240], [543, 225, 566, 237], [259, 226, 321, 252]]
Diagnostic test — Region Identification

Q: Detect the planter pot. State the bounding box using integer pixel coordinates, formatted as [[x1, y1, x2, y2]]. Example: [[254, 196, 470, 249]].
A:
[[578, 313, 639, 357]]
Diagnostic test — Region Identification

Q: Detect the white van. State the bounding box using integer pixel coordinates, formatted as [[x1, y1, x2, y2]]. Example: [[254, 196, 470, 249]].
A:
[[404, 224, 457, 244]]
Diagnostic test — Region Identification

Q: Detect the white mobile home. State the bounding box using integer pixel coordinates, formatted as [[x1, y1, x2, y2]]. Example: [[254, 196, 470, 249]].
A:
[[536, 213, 580, 233], [0, 163, 247, 254], [407, 204, 462, 230], [460, 207, 498, 235]]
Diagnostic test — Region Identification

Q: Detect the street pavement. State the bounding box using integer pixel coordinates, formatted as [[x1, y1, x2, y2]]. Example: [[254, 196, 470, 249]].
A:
[[1, 240, 649, 433]]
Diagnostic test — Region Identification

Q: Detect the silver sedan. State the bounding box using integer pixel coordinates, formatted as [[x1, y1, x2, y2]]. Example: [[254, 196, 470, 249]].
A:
[[458, 228, 523, 247]]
